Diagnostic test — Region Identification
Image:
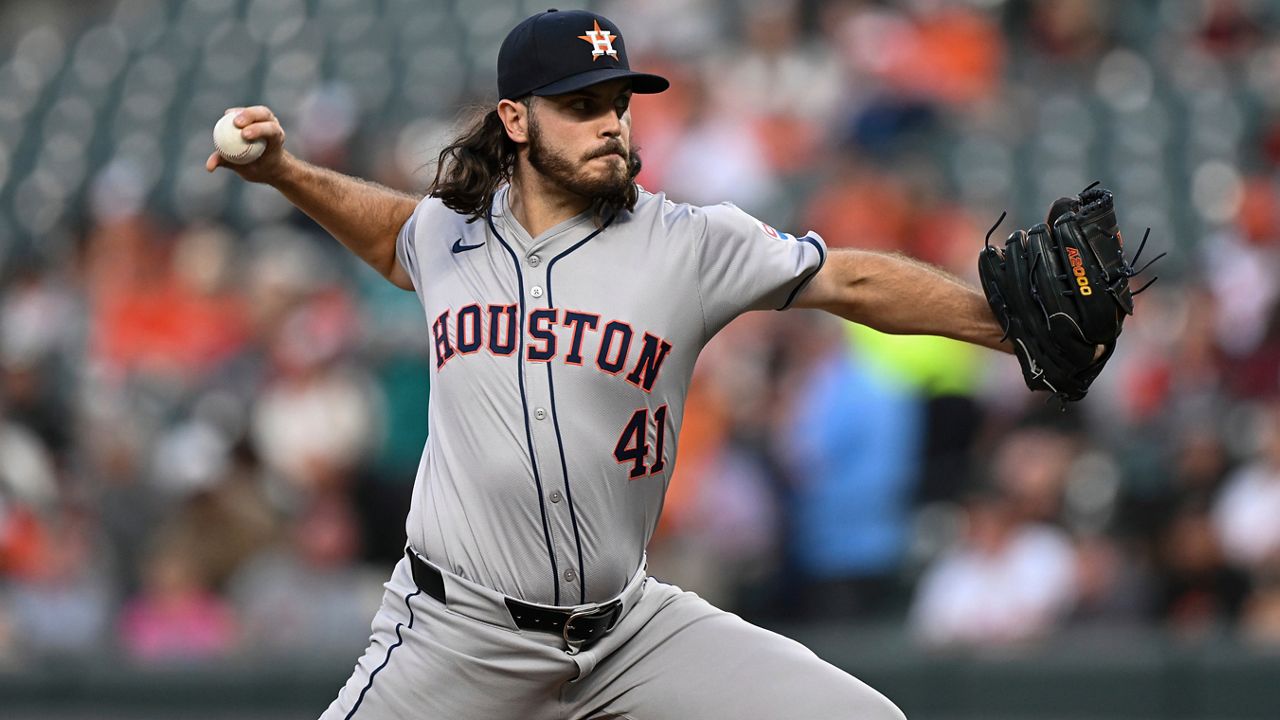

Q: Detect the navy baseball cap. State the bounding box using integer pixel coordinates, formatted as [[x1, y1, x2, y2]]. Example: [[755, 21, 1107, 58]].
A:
[[497, 9, 669, 100]]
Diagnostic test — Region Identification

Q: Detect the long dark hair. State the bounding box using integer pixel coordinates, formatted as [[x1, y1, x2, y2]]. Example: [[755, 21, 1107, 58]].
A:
[[427, 102, 643, 226]]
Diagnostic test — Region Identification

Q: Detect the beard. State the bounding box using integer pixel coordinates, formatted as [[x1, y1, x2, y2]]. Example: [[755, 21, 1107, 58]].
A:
[[526, 114, 638, 209]]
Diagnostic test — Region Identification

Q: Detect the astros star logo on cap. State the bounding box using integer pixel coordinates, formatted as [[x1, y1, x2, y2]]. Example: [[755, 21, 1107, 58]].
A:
[[577, 20, 618, 60], [497, 10, 668, 99]]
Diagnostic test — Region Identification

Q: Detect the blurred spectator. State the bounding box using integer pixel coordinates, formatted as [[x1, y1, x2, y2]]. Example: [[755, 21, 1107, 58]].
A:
[[1203, 183, 1280, 360], [0, 419, 57, 516], [1242, 561, 1280, 646], [1095, 286, 1219, 430], [250, 290, 383, 492], [1068, 532, 1152, 627], [804, 153, 912, 252], [1196, 0, 1266, 57], [710, 0, 843, 173], [1121, 423, 1231, 558], [0, 416, 58, 583], [839, 322, 987, 507], [1, 507, 115, 658], [294, 82, 361, 169], [785, 322, 923, 620], [1212, 402, 1280, 571], [81, 401, 160, 595], [657, 71, 778, 212], [230, 490, 383, 656], [992, 425, 1078, 524], [832, 1, 1003, 105], [1026, 0, 1109, 63], [87, 218, 250, 381], [118, 544, 239, 664], [1156, 504, 1251, 636], [1173, 424, 1233, 506], [0, 259, 79, 369], [146, 442, 280, 591], [909, 487, 1077, 647], [0, 259, 79, 454], [1228, 303, 1280, 401], [646, 313, 788, 613]]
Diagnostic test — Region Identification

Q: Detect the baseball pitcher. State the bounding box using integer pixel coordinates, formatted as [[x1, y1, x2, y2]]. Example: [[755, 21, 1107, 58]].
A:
[[207, 9, 1142, 720]]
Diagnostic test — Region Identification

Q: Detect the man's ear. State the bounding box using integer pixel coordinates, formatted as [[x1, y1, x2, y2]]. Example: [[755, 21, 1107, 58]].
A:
[[497, 98, 529, 144]]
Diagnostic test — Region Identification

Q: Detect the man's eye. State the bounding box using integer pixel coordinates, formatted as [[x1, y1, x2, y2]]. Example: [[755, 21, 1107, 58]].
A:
[[571, 100, 591, 111]]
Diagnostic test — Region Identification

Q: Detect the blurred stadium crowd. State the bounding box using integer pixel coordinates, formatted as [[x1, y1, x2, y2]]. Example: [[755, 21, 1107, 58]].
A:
[[3, 0, 1280, 667]]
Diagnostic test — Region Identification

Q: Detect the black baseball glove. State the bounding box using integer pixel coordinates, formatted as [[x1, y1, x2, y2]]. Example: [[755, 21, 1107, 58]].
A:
[[978, 183, 1162, 403]]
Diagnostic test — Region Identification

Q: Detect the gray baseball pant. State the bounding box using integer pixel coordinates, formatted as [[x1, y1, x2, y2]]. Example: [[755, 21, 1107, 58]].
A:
[[320, 552, 906, 720]]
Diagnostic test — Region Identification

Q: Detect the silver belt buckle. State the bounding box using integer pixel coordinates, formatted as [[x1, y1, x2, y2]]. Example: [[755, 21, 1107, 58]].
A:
[[562, 606, 597, 655]]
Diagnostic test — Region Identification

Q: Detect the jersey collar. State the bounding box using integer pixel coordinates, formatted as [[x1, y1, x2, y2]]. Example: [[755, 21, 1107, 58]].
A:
[[493, 184, 596, 254]]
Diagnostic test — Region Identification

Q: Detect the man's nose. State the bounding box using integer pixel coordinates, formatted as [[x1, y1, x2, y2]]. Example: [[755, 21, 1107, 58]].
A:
[[600, 112, 622, 138]]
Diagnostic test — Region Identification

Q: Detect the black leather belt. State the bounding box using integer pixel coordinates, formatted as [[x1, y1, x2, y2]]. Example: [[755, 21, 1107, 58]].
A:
[[407, 549, 622, 651]]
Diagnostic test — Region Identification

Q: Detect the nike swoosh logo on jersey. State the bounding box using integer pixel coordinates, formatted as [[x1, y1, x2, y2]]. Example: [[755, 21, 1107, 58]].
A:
[[452, 238, 484, 253]]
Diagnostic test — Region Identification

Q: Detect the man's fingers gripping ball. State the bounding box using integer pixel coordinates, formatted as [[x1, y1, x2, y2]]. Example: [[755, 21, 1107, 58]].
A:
[[212, 109, 267, 165]]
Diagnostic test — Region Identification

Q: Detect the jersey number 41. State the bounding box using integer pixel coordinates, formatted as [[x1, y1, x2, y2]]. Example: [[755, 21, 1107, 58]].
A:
[[614, 405, 668, 480]]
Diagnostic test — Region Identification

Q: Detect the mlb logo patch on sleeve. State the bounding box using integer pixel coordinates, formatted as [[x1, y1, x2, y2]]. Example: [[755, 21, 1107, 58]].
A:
[[757, 220, 796, 241]]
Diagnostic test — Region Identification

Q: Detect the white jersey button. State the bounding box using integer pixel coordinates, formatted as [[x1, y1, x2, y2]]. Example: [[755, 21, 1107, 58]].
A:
[[563, 568, 577, 582], [534, 407, 547, 420], [528, 254, 541, 267], [530, 286, 544, 298], [549, 490, 562, 503]]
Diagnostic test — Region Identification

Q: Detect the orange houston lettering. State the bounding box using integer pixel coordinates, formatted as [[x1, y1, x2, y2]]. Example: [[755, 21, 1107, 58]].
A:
[[1066, 247, 1093, 296]]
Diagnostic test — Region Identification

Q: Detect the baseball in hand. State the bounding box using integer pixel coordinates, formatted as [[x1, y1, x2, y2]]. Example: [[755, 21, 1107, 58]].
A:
[[212, 112, 266, 165]]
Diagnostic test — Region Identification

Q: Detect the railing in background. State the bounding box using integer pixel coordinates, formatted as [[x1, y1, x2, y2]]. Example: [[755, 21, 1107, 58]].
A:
[[4, 624, 1278, 720]]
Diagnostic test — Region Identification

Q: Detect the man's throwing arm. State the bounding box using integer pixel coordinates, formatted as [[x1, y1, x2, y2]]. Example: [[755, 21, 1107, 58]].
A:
[[206, 105, 419, 290]]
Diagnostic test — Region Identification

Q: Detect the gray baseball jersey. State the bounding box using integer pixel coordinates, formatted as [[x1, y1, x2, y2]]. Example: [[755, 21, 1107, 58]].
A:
[[321, 186, 908, 720], [396, 184, 825, 606]]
